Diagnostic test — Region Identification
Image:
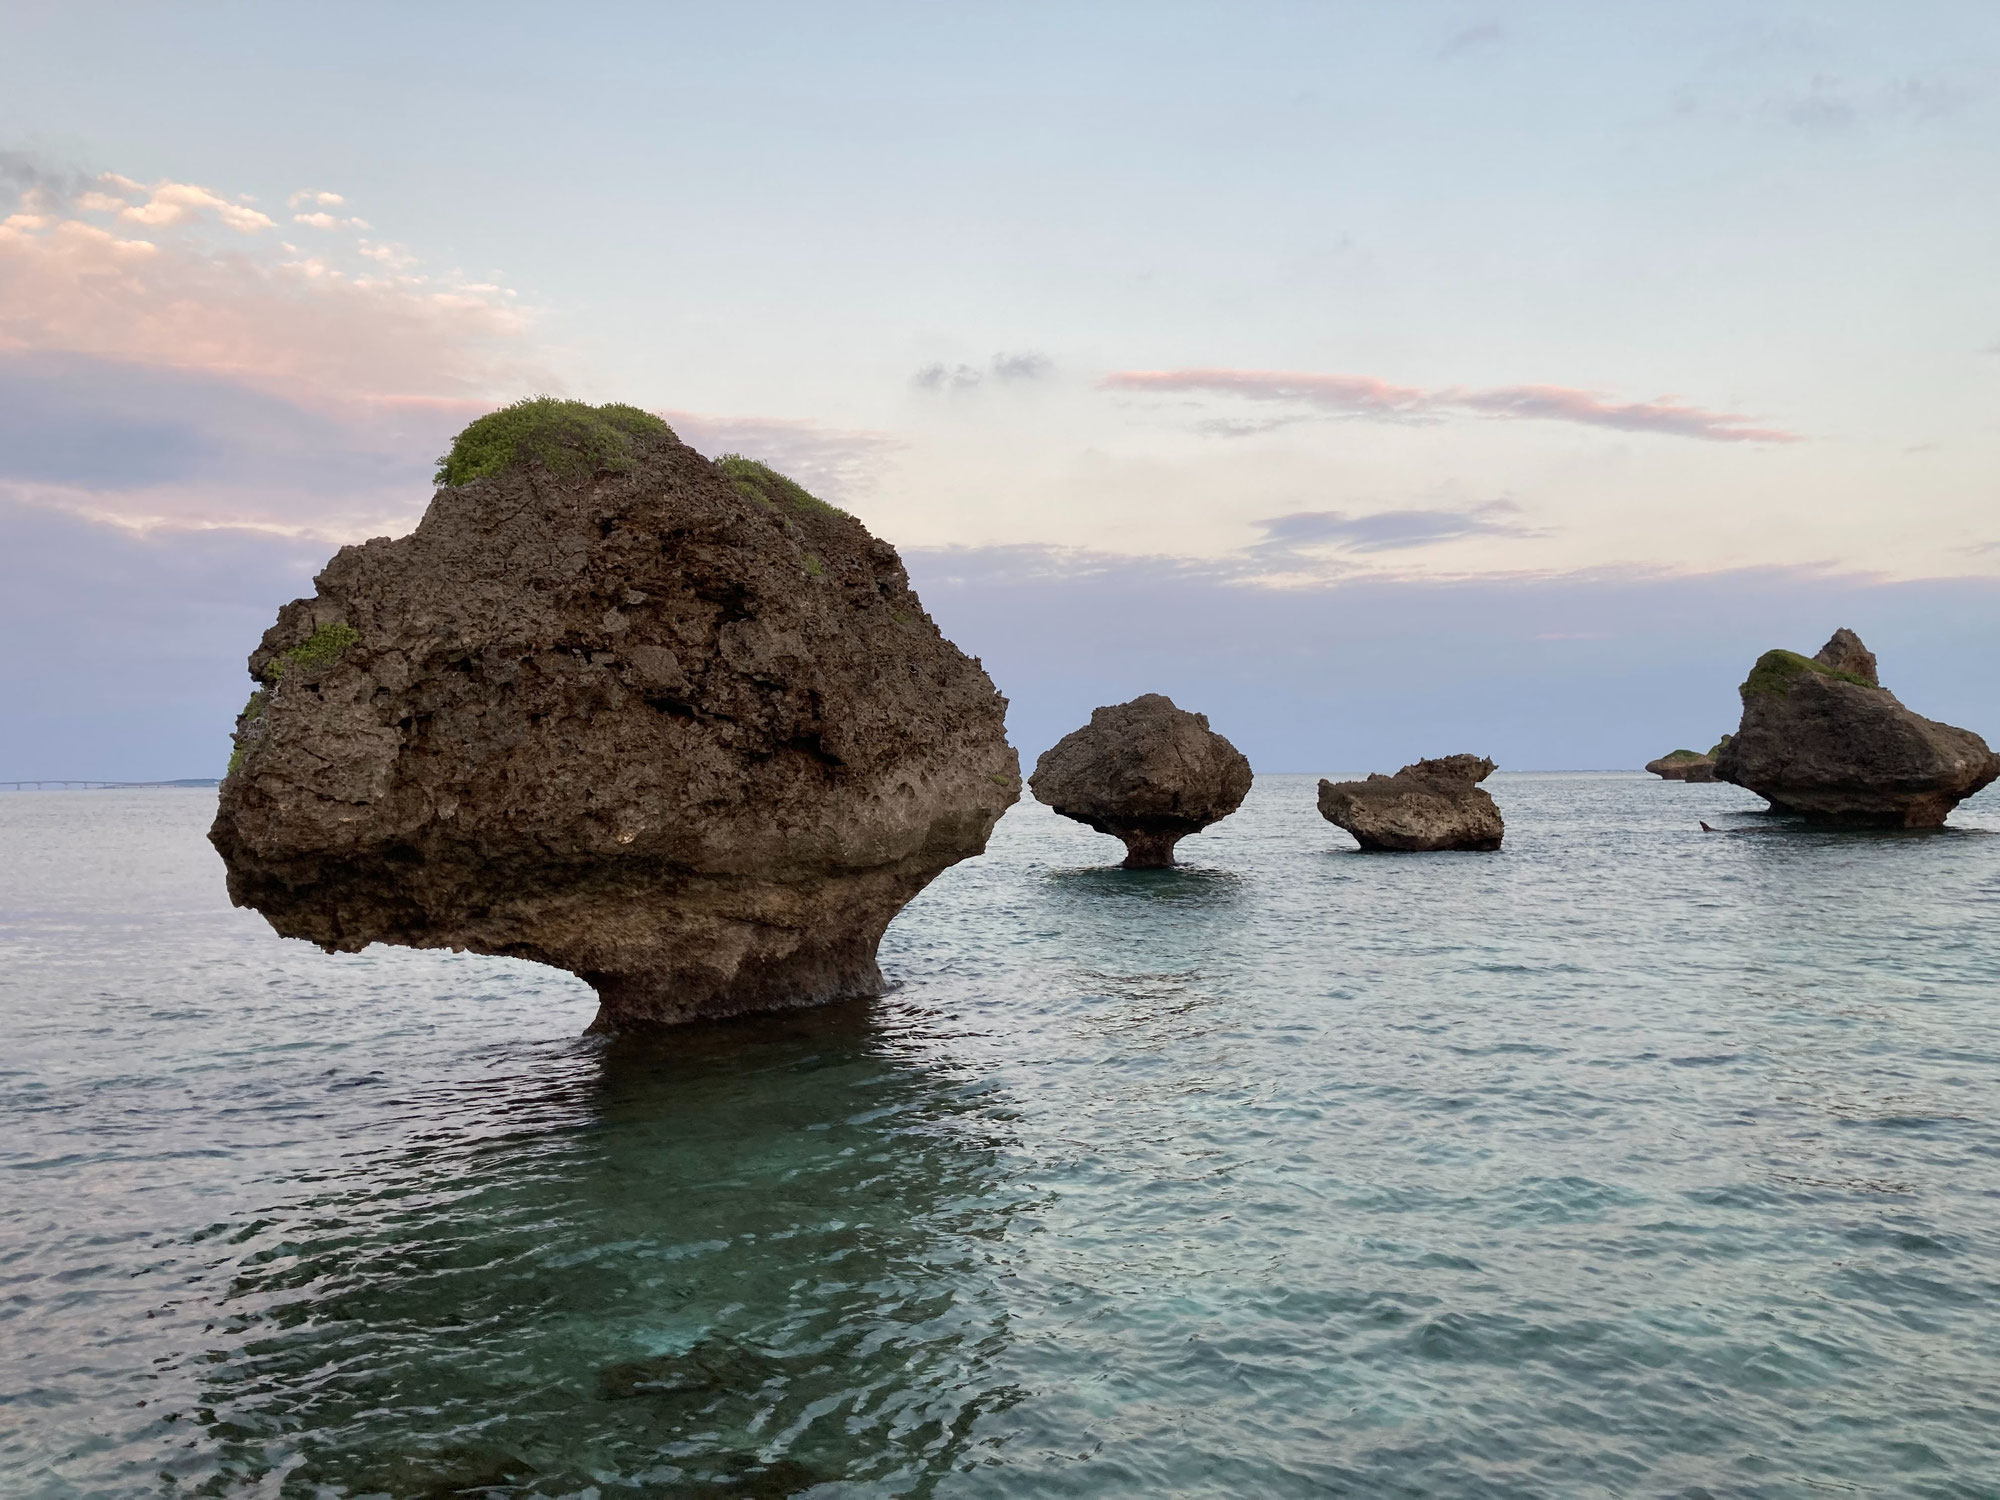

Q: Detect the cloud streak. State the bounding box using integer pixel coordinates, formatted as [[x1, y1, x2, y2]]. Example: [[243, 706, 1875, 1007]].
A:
[[913, 350, 1053, 392], [1252, 501, 1541, 556], [1103, 368, 1800, 443]]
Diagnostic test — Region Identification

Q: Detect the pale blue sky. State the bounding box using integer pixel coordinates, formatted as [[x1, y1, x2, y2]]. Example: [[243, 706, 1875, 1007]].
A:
[[3, 2, 1997, 773]]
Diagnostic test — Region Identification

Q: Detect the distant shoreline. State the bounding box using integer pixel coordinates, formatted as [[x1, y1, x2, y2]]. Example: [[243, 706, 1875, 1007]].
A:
[[0, 779, 221, 790]]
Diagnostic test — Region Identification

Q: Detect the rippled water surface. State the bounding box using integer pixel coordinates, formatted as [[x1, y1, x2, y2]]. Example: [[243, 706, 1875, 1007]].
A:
[[7, 776, 2000, 1498]]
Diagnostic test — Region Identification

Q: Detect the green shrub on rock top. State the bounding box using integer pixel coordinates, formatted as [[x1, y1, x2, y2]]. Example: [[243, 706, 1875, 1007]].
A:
[[715, 455, 848, 519], [1741, 649, 1875, 699], [435, 398, 676, 486]]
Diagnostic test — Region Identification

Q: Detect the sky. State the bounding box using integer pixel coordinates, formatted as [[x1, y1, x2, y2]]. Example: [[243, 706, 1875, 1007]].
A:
[[3, 1, 1997, 776]]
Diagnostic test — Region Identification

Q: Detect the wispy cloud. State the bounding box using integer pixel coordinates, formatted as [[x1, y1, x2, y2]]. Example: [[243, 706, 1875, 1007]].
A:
[[1102, 367, 1800, 443], [1438, 21, 1504, 60], [1252, 501, 1542, 556], [1769, 73, 1977, 131], [913, 350, 1053, 392], [293, 210, 371, 230]]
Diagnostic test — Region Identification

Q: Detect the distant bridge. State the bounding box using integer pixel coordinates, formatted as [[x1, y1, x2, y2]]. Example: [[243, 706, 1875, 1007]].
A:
[[0, 779, 221, 791]]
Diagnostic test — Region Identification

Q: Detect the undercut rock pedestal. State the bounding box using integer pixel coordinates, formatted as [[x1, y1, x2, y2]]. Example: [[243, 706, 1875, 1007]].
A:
[[209, 404, 1020, 1031], [1029, 694, 1252, 869]]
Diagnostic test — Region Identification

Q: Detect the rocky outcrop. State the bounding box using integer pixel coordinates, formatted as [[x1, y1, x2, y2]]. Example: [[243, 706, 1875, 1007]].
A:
[[1028, 694, 1252, 867], [1714, 628, 1999, 826], [1317, 754, 1504, 851], [210, 399, 1020, 1031], [1645, 749, 1716, 782]]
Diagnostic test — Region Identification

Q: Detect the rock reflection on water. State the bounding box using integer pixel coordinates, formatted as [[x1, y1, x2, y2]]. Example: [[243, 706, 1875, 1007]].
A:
[[180, 1009, 1027, 1497]]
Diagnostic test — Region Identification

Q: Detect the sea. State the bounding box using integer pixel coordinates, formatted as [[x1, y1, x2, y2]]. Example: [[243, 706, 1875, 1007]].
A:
[[5, 775, 2000, 1499]]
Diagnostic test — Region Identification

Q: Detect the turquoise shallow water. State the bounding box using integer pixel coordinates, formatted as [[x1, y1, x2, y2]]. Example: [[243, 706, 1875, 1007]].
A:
[[6, 775, 2000, 1498]]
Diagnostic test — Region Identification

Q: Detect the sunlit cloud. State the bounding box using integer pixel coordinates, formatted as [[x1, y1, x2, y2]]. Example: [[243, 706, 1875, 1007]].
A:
[[1103, 367, 1801, 443], [0, 154, 544, 536], [115, 180, 275, 234]]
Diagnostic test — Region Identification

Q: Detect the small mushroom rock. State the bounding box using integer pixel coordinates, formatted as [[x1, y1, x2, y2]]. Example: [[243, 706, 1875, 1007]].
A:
[[1713, 628, 1999, 827], [209, 399, 1021, 1031], [1028, 694, 1252, 868], [1317, 754, 1504, 852], [1645, 749, 1718, 782]]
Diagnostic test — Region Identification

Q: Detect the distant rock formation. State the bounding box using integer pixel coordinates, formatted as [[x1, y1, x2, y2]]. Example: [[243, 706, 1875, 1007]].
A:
[[1029, 693, 1252, 867], [210, 399, 1020, 1031], [1317, 754, 1504, 851], [1714, 628, 1999, 826], [1645, 749, 1716, 782]]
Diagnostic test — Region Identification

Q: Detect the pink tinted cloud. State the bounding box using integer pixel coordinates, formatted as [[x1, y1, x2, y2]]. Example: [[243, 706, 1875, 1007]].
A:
[[0, 162, 545, 534], [1102, 367, 1799, 443], [0, 189, 531, 401]]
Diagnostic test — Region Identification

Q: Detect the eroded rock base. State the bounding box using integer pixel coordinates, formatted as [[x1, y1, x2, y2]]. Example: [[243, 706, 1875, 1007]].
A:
[[586, 929, 889, 1032], [1110, 825, 1188, 870]]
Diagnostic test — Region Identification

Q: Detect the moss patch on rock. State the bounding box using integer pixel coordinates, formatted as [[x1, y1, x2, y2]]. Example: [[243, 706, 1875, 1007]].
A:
[[716, 455, 848, 519], [1742, 648, 1876, 699], [265, 623, 362, 684], [1659, 749, 1706, 762], [434, 398, 675, 487]]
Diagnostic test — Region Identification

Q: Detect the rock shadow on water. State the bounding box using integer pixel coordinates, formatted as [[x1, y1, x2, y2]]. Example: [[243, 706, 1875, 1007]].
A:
[[1041, 862, 1247, 909], [1699, 809, 1998, 843], [168, 1004, 1029, 1496]]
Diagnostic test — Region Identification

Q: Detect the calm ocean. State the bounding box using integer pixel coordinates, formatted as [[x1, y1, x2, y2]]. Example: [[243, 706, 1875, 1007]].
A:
[[5, 775, 2000, 1498]]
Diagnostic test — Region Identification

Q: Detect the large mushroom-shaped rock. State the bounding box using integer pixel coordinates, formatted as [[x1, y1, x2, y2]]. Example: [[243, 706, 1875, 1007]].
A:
[[1028, 694, 1252, 868], [1714, 628, 1998, 826], [209, 399, 1020, 1031], [1317, 754, 1503, 851]]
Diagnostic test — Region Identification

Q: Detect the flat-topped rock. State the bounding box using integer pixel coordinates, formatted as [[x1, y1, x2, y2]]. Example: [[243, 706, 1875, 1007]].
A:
[[1646, 749, 1717, 782], [1029, 693, 1252, 868], [1317, 754, 1503, 851], [210, 399, 1020, 1031], [1714, 628, 1998, 827]]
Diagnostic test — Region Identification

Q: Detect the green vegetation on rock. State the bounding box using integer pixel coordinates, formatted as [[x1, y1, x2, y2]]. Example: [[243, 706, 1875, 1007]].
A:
[[265, 622, 362, 684], [1707, 735, 1732, 758], [1741, 648, 1876, 699], [434, 398, 675, 487], [716, 455, 848, 519], [1659, 749, 1705, 762], [225, 690, 267, 780]]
